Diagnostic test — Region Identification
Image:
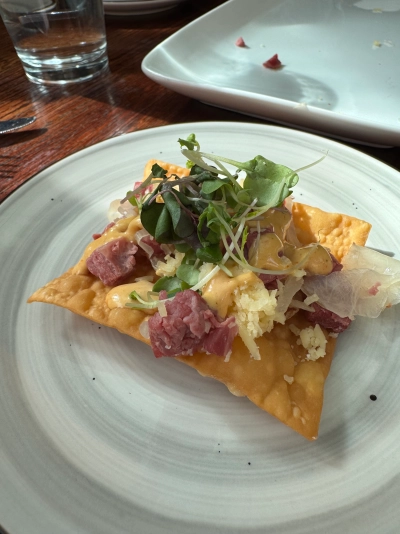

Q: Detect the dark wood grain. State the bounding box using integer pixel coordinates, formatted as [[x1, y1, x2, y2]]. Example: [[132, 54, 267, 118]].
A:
[[0, 0, 399, 202]]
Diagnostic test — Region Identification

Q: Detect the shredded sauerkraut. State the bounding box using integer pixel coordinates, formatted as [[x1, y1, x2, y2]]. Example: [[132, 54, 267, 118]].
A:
[[303, 244, 400, 319]]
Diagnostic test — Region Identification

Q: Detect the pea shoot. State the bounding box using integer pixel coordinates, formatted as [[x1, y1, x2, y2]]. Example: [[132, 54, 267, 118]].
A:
[[125, 134, 323, 304]]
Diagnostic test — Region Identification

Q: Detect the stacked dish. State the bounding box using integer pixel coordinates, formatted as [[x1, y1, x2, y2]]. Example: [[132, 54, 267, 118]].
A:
[[103, 0, 188, 16]]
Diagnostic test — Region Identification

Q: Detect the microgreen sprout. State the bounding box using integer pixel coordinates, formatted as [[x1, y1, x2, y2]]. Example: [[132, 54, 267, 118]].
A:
[[124, 134, 324, 305], [126, 290, 160, 309]]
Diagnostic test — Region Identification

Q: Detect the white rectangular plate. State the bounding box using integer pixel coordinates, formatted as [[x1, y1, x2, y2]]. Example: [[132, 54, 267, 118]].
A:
[[103, 0, 187, 16], [142, 0, 400, 146]]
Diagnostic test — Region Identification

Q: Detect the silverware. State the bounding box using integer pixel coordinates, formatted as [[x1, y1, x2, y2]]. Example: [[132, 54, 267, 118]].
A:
[[0, 116, 36, 134]]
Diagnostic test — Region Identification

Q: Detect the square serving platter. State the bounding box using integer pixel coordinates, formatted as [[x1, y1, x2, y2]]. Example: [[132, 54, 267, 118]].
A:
[[142, 0, 400, 146]]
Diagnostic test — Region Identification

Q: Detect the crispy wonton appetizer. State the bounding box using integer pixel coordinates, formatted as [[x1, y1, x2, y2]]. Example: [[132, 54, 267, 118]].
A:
[[29, 139, 379, 440]]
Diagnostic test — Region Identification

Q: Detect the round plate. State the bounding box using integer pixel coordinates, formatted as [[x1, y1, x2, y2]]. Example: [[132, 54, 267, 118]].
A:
[[1, 122, 400, 534], [103, 0, 187, 16]]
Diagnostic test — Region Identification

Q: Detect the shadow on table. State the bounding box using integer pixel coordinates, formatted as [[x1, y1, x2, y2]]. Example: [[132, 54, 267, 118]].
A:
[[0, 129, 47, 149]]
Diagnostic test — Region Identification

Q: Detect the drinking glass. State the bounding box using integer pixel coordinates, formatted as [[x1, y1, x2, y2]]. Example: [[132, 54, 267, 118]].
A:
[[0, 0, 109, 84]]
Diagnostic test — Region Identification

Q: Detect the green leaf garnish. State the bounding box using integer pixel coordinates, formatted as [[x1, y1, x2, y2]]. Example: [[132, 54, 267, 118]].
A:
[[196, 244, 223, 263], [154, 205, 175, 243], [152, 276, 182, 293], [200, 178, 230, 195], [242, 157, 298, 207], [127, 290, 159, 309], [140, 202, 165, 236], [163, 191, 196, 239], [126, 132, 324, 304], [178, 133, 199, 151], [176, 264, 200, 286], [175, 243, 191, 253], [152, 276, 191, 298], [128, 194, 139, 207], [151, 163, 168, 179]]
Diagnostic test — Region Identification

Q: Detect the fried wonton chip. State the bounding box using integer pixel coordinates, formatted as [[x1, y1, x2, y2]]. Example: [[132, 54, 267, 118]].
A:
[[28, 162, 371, 440], [292, 202, 372, 261], [177, 317, 336, 439], [143, 159, 190, 180], [28, 258, 336, 439]]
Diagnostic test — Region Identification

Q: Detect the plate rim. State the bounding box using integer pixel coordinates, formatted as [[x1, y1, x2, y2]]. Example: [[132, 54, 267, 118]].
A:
[[2, 121, 399, 209]]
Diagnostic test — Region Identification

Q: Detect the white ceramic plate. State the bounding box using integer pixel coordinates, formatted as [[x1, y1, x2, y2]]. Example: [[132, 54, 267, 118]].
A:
[[1, 122, 400, 534], [103, 0, 187, 16], [142, 0, 400, 146]]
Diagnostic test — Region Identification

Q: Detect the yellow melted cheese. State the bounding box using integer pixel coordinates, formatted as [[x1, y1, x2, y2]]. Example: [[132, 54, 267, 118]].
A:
[[246, 208, 291, 241], [284, 243, 333, 275], [202, 270, 260, 318], [249, 233, 291, 271], [106, 280, 155, 309]]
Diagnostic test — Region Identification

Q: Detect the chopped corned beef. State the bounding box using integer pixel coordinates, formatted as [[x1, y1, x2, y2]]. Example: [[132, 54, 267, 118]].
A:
[[235, 36, 246, 47], [148, 289, 238, 358], [86, 237, 138, 286], [259, 273, 286, 290], [202, 315, 237, 357], [133, 181, 154, 197], [305, 302, 352, 333], [137, 234, 165, 262], [368, 282, 381, 296], [263, 54, 282, 69], [330, 253, 343, 273]]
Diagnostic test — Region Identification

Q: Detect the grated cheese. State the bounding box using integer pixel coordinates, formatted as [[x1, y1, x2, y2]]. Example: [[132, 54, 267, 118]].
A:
[[290, 299, 314, 312], [304, 293, 319, 306], [224, 351, 232, 363], [158, 300, 168, 317], [296, 324, 327, 361], [292, 406, 302, 418], [292, 269, 307, 279], [138, 318, 150, 339], [232, 278, 285, 360], [134, 275, 154, 282], [289, 324, 301, 336], [155, 252, 185, 277]]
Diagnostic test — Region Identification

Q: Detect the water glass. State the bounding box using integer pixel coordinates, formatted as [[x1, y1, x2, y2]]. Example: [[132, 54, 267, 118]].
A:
[[0, 0, 109, 84]]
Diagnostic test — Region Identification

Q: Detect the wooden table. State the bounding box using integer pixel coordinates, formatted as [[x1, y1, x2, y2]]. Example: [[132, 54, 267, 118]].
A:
[[0, 0, 399, 203]]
